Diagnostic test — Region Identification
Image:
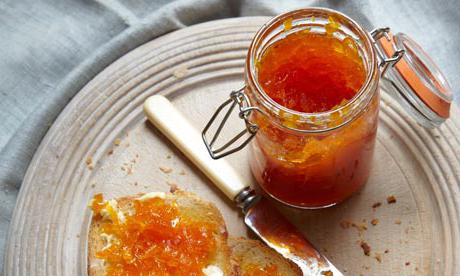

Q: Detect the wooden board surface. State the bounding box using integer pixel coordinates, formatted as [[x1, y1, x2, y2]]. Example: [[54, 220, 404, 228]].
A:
[[4, 17, 460, 276]]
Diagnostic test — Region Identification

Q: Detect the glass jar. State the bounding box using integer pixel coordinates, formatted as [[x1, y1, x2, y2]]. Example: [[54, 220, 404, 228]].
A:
[[246, 9, 380, 208], [202, 8, 452, 209]]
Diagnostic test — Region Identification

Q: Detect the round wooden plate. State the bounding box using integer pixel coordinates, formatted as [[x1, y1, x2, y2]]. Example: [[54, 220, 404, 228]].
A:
[[5, 17, 460, 276]]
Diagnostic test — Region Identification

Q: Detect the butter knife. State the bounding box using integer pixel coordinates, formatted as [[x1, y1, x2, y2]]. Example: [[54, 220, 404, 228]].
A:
[[144, 95, 343, 276]]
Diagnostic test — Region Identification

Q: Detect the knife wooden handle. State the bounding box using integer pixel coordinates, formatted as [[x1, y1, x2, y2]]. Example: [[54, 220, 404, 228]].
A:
[[144, 95, 248, 200]]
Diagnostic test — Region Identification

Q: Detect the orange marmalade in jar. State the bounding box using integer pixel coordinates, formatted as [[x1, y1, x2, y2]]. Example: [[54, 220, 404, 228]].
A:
[[202, 8, 452, 209], [246, 9, 379, 208]]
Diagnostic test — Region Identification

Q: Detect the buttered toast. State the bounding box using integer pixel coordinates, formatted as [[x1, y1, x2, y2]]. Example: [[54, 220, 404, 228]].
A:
[[88, 191, 232, 275]]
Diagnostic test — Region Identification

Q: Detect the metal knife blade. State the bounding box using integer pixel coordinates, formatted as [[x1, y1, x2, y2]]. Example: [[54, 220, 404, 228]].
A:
[[244, 197, 343, 276]]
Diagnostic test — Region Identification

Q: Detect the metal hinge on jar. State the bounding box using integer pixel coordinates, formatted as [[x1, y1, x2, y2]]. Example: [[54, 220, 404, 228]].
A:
[[370, 27, 405, 76], [202, 86, 260, 159]]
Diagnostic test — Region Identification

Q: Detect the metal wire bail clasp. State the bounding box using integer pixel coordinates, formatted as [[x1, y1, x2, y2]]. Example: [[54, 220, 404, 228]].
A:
[[370, 27, 405, 76], [202, 86, 259, 159]]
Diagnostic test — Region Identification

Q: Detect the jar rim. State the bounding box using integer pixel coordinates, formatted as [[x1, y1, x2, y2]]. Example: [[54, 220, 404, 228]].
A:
[[245, 8, 378, 131]]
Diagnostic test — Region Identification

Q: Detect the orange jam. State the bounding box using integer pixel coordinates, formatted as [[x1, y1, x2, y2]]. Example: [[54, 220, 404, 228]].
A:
[[257, 28, 366, 113], [243, 264, 278, 276], [91, 193, 106, 214], [250, 18, 378, 208], [90, 194, 219, 275]]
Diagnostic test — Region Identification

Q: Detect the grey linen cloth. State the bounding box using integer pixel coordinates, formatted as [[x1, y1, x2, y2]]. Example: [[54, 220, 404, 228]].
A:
[[0, 0, 459, 270]]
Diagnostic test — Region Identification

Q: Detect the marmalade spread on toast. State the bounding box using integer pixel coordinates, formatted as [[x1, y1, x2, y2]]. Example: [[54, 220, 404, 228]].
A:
[[90, 193, 219, 275]]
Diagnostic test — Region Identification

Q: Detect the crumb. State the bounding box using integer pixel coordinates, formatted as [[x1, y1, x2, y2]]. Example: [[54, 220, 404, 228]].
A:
[[352, 222, 367, 231], [374, 253, 382, 263], [169, 183, 179, 193], [362, 219, 367, 223], [144, 185, 149, 189], [91, 183, 96, 188], [160, 166, 173, 174], [179, 170, 186, 175], [395, 219, 402, 225], [166, 155, 172, 159], [340, 220, 352, 229], [360, 241, 371, 256], [173, 66, 189, 78], [86, 156, 93, 170], [405, 262, 410, 266], [136, 154, 139, 158], [321, 271, 333, 276], [384, 249, 389, 254], [359, 274, 364, 276], [387, 195, 397, 204], [114, 138, 121, 146], [371, 218, 379, 226], [76, 234, 80, 238], [134, 182, 138, 186], [415, 267, 418, 271], [372, 202, 382, 209], [121, 162, 134, 175], [107, 149, 114, 155]]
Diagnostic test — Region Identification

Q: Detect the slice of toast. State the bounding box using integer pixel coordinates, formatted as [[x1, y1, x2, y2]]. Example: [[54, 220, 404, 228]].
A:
[[88, 190, 232, 275], [229, 237, 302, 276]]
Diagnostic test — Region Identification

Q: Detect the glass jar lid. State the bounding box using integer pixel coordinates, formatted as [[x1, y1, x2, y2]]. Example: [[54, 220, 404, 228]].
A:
[[375, 31, 453, 128]]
